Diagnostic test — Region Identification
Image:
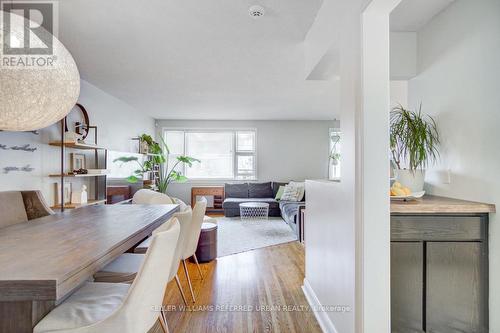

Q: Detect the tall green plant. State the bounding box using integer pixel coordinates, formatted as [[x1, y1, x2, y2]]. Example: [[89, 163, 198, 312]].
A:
[[390, 104, 439, 171], [114, 135, 200, 194]]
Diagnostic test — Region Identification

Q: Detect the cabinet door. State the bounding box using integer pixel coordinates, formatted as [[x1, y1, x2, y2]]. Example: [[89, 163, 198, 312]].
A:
[[427, 242, 488, 333], [391, 242, 424, 333]]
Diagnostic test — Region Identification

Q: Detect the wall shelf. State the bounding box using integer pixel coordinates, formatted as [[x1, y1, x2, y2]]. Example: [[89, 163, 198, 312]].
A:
[[49, 141, 106, 150], [49, 173, 108, 178], [50, 116, 108, 212]]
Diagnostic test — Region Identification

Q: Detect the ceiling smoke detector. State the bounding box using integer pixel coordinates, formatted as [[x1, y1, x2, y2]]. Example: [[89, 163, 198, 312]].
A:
[[249, 5, 265, 18]]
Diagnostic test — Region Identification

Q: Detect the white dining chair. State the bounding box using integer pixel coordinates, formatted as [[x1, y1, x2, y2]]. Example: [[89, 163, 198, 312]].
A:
[[94, 209, 193, 306], [181, 197, 207, 303], [34, 218, 180, 333], [132, 189, 174, 205]]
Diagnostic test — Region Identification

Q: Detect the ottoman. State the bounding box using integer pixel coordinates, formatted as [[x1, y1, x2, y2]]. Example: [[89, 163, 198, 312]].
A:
[[194, 222, 218, 262]]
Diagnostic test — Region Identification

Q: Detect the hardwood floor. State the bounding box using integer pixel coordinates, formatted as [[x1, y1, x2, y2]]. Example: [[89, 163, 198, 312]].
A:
[[150, 241, 321, 333]]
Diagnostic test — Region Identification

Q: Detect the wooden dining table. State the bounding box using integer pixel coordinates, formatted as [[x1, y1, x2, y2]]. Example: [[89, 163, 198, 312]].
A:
[[0, 204, 179, 333]]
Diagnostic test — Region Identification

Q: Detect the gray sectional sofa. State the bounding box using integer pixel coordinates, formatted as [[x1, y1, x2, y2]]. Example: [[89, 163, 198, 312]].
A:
[[222, 182, 305, 236]]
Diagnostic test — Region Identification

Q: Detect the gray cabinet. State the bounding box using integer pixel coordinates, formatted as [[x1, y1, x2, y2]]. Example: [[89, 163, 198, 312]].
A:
[[391, 242, 423, 333], [427, 242, 488, 333], [391, 215, 488, 333]]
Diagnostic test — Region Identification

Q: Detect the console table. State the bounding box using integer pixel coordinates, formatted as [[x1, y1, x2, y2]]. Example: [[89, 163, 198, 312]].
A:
[[191, 186, 224, 214]]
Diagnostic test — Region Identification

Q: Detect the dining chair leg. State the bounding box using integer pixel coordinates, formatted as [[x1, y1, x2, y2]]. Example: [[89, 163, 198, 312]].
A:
[[158, 313, 170, 333], [174, 274, 188, 306], [192, 254, 204, 280], [182, 259, 196, 303]]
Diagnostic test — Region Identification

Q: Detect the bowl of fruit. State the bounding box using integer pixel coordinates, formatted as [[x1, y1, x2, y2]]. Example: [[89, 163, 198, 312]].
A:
[[390, 182, 425, 201]]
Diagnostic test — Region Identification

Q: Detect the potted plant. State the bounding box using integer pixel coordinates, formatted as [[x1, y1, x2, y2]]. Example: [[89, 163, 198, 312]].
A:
[[115, 135, 200, 194], [390, 104, 439, 192]]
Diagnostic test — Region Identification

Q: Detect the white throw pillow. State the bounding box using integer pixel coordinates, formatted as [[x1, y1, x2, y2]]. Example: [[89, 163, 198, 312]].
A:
[[289, 181, 305, 201], [280, 184, 300, 201]]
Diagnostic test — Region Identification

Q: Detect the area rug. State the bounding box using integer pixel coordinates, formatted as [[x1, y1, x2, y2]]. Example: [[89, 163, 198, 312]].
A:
[[216, 217, 297, 257]]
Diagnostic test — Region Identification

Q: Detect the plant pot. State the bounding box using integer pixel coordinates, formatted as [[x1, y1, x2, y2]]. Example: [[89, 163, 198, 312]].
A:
[[396, 169, 425, 192]]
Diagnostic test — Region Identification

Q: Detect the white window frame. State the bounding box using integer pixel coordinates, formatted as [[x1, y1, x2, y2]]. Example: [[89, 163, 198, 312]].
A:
[[163, 128, 257, 181]]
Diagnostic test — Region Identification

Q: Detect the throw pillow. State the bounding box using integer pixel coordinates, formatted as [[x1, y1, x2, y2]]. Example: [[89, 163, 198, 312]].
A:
[[275, 186, 285, 200], [289, 181, 305, 201], [280, 184, 299, 201]]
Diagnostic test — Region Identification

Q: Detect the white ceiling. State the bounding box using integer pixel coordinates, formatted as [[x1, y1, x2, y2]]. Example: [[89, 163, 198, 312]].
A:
[[58, 0, 337, 120], [390, 0, 455, 32]]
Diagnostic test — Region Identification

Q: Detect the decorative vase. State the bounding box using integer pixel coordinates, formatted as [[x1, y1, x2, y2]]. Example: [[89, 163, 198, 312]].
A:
[[396, 169, 425, 192]]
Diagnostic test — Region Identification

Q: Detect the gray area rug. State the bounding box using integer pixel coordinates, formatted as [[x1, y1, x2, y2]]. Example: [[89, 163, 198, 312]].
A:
[[216, 217, 297, 257]]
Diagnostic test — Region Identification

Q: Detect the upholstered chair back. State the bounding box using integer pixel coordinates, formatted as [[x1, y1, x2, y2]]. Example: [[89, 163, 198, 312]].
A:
[[95, 218, 180, 332], [182, 197, 207, 259], [151, 209, 193, 281], [132, 189, 173, 205], [0, 190, 53, 228]]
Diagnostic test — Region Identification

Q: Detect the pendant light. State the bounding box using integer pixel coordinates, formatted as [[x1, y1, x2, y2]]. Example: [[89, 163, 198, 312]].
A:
[[0, 11, 80, 131]]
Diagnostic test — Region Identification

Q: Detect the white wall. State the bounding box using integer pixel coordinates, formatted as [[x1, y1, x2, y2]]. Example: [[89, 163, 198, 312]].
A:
[[407, 0, 500, 330], [390, 80, 408, 108], [155, 119, 337, 204], [303, 3, 361, 329], [302, 0, 397, 332], [0, 80, 155, 206], [390, 32, 417, 80]]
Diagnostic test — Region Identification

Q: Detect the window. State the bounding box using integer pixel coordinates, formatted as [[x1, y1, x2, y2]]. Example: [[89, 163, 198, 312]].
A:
[[164, 129, 257, 180], [329, 128, 341, 180]]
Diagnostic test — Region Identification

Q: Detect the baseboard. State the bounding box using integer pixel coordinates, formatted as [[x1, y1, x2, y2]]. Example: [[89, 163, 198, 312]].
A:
[[302, 278, 338, 333]]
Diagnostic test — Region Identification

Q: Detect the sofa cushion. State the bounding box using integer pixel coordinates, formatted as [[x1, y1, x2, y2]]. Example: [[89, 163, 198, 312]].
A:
[[223, 198, 279, 210], [225, 183, 249, 198], [248, 182, 273, 198], [272, 182, 288, 196], [0, 191, 28, 228], [275, 186, 285, 200]]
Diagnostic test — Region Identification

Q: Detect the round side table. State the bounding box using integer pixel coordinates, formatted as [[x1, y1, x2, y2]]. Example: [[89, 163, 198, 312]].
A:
[[194, 222, 218, 262], [239, 202, 270, 220]]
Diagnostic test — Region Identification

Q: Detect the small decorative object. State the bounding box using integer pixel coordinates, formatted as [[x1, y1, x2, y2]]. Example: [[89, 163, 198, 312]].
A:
[[3, 165, 34, 174], [10, 144, 37, 152], [0, 144, 37, 152], [71, 153, 86, 171], [55, 182, 72, 204], [390, 104, 439, 192], [71, 185, 88, 204], [0, 11, 80, 131], [72, 168, 88, 175], [64, 131, 83, 144]]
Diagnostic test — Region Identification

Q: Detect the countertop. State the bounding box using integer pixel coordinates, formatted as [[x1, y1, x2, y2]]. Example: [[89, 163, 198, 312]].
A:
[[391, 195, 496, 214]]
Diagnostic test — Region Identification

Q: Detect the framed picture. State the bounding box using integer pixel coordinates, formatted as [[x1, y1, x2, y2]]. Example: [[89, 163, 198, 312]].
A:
[[55, 182, 72, 204], [71, 153, 86, 171]]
